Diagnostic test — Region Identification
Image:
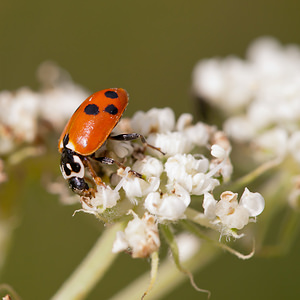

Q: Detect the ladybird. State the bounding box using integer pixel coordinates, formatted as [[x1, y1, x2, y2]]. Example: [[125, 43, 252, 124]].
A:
[[58, 88, 164, 198]]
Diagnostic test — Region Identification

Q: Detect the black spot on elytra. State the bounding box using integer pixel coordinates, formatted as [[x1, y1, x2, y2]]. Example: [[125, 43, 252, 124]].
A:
[[63, 133, 69, 147], [84, 104, 100, 115], [104, 104, 118, 115], [105, 91, 118, 99]]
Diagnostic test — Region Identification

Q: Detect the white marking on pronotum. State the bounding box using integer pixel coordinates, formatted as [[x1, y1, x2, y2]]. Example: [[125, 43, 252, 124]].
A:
[[60, 156, 85, 180]]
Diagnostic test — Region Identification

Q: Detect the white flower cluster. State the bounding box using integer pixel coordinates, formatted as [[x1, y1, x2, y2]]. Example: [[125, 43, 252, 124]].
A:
[[192, 37, 300, 162], [112, 211, 160, 258], [203, 189, 265, 237], [0, 61, 88, 155], [76, 107, 263, 257]]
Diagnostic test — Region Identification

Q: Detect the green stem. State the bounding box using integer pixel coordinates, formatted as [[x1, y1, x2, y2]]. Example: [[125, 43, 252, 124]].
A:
[[160, 224, 211, 296], [229, 157, 282, 191], [51, 222, 124, 300], [141, 251, 159, 300], [181, 220, 254, 260], [259, 209, 300, 256], [278, 209, 300, 252], [108, 242, 220, 300], [185, 207, 219, 231], [253, 170, 291, 249]]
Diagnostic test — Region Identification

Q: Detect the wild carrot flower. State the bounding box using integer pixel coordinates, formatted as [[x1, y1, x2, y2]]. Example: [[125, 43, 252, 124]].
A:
[[0, 61, 88, 155], [193, 37, 300, 162], [0, 61, 268, 299], [193, 37, 300, 212], [72, 106, 264, 249]]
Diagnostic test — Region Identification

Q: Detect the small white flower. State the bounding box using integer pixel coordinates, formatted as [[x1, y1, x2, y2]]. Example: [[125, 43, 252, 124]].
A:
[[144, 183, 190, 221], [192, 59, 225, 102], [165, 154, 219, 195], [0, 88, 39, 145], [192, 57, 255, 112], [209, 137, 233, 181], [213, 189, 265, 231], [176, 114, 211, 147], [184, 122, 211, 148], [112, 212, 160, 258], [94, 185, 120, 210], [107, 139, 134, 158], [191, 172, 220, 195], [130, 107, 175, 136], [246, 37, 300, 77], [211, 144, 227, 160], [176, 113, 194, 131], [239, 187, 265, 217], [224, 116, 256, 142], [247, 101, 276, 131], [201, 189, 265, 237], [147, 131, 193, 156], [40, 85, 89, 130], [215, 191, 239, 216], [75, 185, 120, 217], [218, 205, 250, 230], [253, 128, 288, 160], [117, 167, 160, 204], [111, 231, 128, 253], [202, 193, 217, 219], [132, 156, 164, 178], [38, 61, 89, 130], [215, 191, 250, 230]]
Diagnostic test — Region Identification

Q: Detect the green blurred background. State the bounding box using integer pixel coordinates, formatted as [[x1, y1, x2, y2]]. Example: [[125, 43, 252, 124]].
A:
[[1, 1, 300, 299]]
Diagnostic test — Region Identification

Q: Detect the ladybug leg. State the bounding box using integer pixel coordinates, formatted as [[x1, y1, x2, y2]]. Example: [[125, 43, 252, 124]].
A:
[[83, 177, 101, 198], [82, 157, 105, 187], [80, 196, 93, 207], [109, 133, 165, 155], [92, 156, 143, 179]]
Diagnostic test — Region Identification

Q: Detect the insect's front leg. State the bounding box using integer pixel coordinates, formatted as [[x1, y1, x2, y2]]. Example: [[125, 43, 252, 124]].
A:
[[82, 156, 105, 186], [109, 133, 165, 155], [91, 155, 143, 179]]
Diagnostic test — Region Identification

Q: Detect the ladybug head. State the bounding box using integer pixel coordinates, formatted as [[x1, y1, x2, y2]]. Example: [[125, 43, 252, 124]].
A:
[[60, 148, 89, 195]]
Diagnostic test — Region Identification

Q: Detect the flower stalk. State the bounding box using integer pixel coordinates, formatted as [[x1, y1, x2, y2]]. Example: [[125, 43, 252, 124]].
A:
[[51, 222, 124, 300], [108, 241, 220, 300], [141, 251, 159, 300]]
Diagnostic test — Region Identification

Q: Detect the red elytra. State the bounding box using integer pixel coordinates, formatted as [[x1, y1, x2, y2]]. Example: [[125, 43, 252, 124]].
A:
[[58, 88, 128, 156]]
